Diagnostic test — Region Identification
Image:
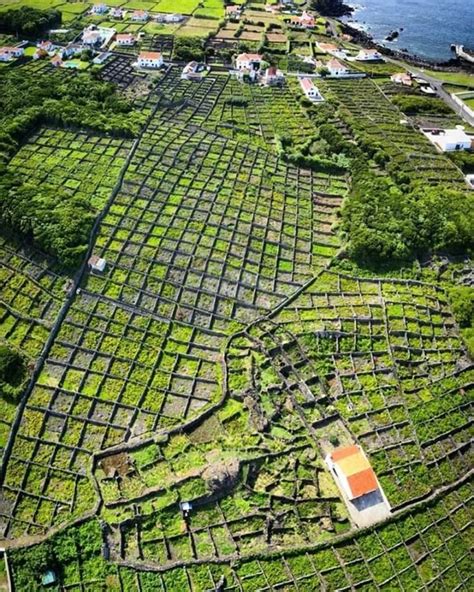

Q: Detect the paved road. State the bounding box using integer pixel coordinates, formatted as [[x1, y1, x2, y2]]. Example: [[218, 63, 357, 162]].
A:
[[388, 59, 474, 127]]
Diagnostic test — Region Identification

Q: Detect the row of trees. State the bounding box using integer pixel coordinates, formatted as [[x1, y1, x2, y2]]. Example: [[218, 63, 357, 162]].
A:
[[0, 7, 61, 37]]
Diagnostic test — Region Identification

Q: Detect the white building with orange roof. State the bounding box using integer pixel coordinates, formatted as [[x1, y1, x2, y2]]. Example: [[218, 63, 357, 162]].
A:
[[299, 77, 324, 102], [327, 58, 349, 77], [115, 33, 136, 46], [235, 53, 263, 70], [136, 51, 163, 68], [316, 42, 348, 59], [326, 444, 391, 527], [356, 48, 384, 61]]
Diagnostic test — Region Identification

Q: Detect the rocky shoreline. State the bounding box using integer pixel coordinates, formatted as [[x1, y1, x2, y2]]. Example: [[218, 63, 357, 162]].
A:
[[339, 20, 471, 73]]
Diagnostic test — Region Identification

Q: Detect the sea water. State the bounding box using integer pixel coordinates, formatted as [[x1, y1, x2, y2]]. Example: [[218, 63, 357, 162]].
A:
[[345, 0, 474, 62]]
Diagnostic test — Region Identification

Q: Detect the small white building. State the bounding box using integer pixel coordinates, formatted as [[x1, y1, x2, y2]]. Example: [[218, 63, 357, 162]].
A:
[[327, 58, 349, 77], [110, 7, 125, 18], [422, 127, 473, 152], [262, 66, 285, 86], [0, 46, 24, 61], [115, 33, 136, 46], [181, 61, 208, 80], [235, 53, 263, 70], [88, 256, 107, 273], [131, 10, 148, 22], [226, 5, 242, 19], [91, 3, 108, 15], [391, 72, 412, 86], [164, 13, 184, 23], [356, 48, 384, 62], [300, 77, 324, 102], [37, 40, 55, 53], [136, 51, 163, 68], [317, 42, 348, 59]]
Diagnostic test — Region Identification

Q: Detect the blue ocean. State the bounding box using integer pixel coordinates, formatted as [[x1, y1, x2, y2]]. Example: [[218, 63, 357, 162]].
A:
[[345, 0, 474, 62]]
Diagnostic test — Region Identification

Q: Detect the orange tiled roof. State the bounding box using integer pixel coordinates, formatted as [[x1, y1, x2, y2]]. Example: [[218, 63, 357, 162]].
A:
[[347, 467, 378, 498], [331, 444, 359, 462], [139, 51, 162, 60]]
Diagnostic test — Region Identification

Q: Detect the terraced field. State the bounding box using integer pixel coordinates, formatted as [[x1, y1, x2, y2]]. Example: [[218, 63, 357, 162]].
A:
[[0, 63, 472, 591]]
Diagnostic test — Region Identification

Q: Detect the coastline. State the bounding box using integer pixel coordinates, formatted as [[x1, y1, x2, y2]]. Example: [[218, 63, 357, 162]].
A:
[[337, 19, 470, 72], [336, 1, 474, 71]]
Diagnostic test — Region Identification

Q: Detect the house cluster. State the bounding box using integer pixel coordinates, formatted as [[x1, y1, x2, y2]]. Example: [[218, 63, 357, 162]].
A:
[[91, 4, 149, 21], [90, 3, 183, 23], [288, 11, 315, 29], [234, 53, 285, 86], [299, 77, 324, 102], [0, 46, 24, 62], [422, 126, 474, 152]]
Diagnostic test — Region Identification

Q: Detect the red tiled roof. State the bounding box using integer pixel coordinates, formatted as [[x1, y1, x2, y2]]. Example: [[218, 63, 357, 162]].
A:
[[300, 77, 314, 91], [139, 51, 162, 60], [347, 468, 378, 498], [331, 445, 359, 462], [237, 53, 262, 61], [328, 58, 346, 70]]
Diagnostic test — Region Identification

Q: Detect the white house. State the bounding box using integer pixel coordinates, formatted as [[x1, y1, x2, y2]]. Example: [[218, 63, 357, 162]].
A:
[[235, 53, 263, 70], [317, 42, 348, 59], [91, 3, 108, 15], [82, 25, 115, 47], [300, 77, 324, 102], [226, 5, 242, 19], [110, 7, 125, 18], [327, 58, 349, 77], [164, 13, 184, 23], [137, 51, 163, 68], [356, 48, 384, 62], [115, 33, 136, 46], [131, 10, 149, 22], [262, 66, 285, 86], [391, 72, 412, 86], [422, 127, 473, 152], [88, 256, 107, 272], [0, 46, 24, 61], [181, 61, 208, 80], [37, 40, 55, 53]]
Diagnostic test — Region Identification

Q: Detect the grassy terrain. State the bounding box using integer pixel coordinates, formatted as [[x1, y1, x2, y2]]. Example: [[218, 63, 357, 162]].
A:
[[0, 6, 472, 591]]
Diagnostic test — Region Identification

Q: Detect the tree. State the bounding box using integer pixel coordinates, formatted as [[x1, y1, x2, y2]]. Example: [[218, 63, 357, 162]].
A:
[[0, 344, 25, 401], [0, 7, 61, 37]]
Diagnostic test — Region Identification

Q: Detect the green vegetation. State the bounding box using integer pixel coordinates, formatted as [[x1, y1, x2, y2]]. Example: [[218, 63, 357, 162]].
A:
[[0, 7, 473, 589], [0, 343, 25, 401], [391, 94, 453, 114], [0, 6, 61, 37], [172, 36, 205, 61], [342, 160, 473, 265]]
